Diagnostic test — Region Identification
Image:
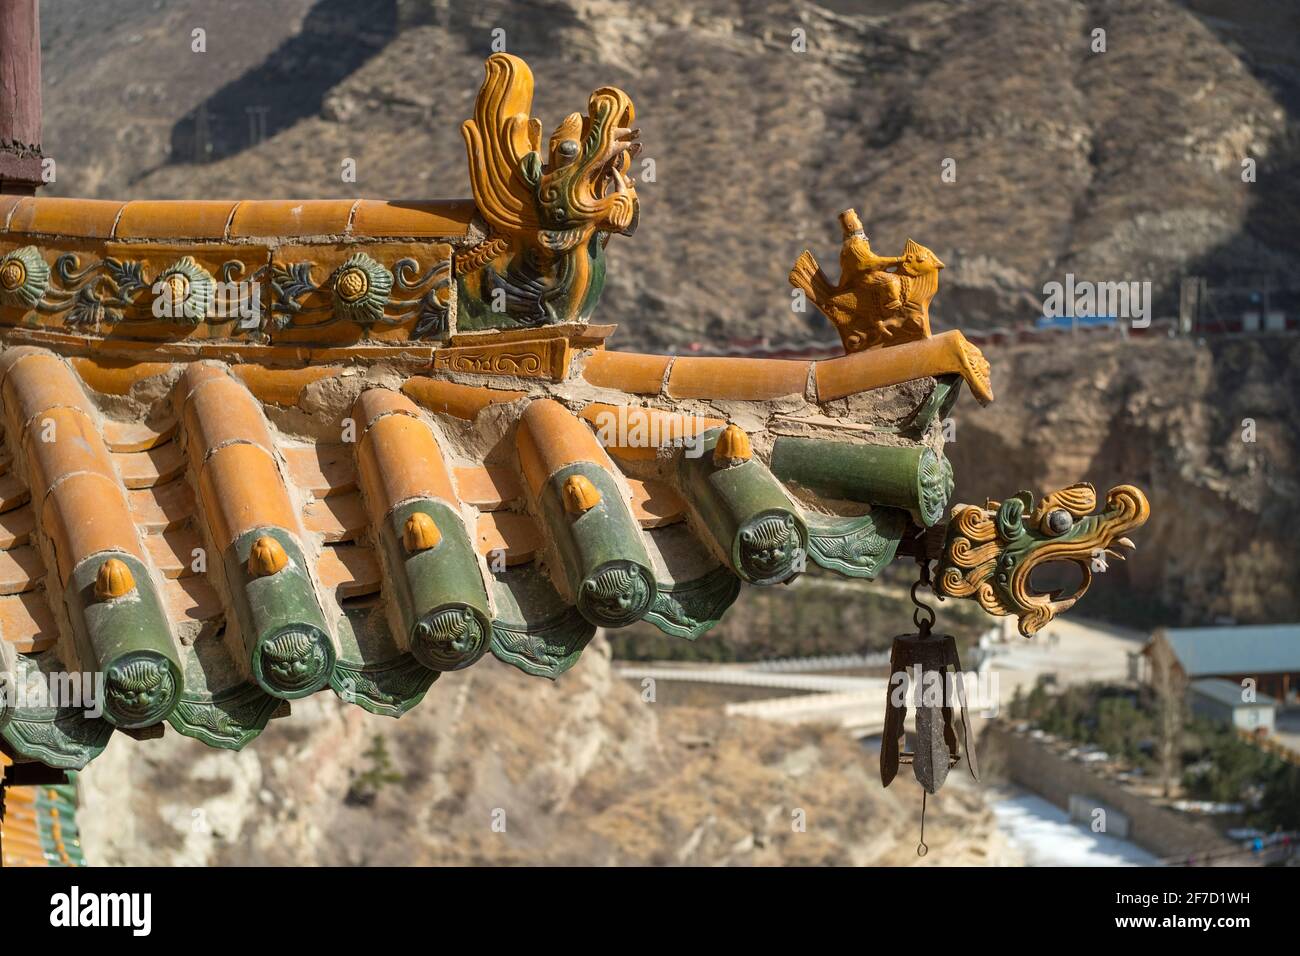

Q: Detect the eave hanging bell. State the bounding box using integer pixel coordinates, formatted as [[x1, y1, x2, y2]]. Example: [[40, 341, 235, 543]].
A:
[[880, 558, 980, 854]]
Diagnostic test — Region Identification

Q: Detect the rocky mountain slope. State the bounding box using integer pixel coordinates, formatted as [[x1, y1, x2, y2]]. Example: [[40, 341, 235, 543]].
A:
[[38, 0, 1300, 347], [77, 635, 1017, 866]]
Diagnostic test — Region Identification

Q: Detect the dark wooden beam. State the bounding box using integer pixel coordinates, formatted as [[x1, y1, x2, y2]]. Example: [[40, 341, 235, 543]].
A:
[[0, 0, 44, 194], [3, 761, 70, 787]]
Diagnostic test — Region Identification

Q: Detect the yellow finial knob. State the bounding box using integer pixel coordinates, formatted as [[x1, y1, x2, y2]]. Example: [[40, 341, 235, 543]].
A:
[[562, 474, 602, 514], [403, 512, 442, 553], [247, 535, 289, 577], [94, 557, 135, 601], [713, 425, 752, 466]]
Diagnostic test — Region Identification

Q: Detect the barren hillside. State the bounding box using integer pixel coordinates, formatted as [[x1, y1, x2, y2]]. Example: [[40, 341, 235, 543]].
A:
[[39, 0, 1300, 348], [77, 635, 1017, 866]]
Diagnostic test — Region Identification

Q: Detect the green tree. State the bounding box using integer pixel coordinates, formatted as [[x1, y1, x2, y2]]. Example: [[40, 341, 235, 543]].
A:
[[346, 734, 403, 807]]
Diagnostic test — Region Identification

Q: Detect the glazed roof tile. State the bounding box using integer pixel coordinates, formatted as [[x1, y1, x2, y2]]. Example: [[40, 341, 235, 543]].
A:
[[0, 336, 974, 768], [0, 781, 86, 867], [0, 197, 476, 242], [1157, 625, 1300, 677]]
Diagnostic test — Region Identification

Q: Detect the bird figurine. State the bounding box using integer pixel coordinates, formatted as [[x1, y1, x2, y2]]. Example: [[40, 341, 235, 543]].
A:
[[789, 208, 945, 353]]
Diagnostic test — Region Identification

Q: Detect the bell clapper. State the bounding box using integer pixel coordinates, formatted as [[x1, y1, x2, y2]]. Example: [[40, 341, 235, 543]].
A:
[[917, 791, 929, 857]]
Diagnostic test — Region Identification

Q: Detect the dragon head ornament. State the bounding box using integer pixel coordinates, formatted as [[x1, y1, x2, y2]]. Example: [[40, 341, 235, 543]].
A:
[[937, 483, 1150, 636]]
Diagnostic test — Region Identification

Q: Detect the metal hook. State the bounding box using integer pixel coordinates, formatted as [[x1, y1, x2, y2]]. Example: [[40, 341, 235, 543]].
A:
[[910, 558, 937, 635]]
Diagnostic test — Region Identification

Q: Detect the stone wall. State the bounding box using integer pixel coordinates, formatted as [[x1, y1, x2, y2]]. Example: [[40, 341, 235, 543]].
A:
[[984, 722, 1241, 864]]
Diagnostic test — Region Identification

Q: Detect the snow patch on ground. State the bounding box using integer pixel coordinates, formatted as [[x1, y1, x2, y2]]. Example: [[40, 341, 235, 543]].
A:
[[990, 790, 1161, 867]]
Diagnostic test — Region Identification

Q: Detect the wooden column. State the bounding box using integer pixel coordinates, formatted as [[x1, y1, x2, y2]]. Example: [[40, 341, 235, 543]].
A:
[[0, 0, 43, 194]]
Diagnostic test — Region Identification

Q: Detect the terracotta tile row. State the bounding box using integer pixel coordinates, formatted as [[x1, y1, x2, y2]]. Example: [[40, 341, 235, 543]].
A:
[[626, 477, 686, 528], [0, 591, 55, 653], [0, 505, 34, 547], [68, 357, 174, 396], [577, 403, 723, 461], [144, 527, 202, 580], [316, 544, 381, 599], [232, 365, 343, 407], [283, 444, 356, 498], [454, 464, 521, 511], [475, 511, 541, 565], [0, 545, 42, 595], [0, 350, 146, 586], [113, 443, 185, 488], [128, 480, 193, 533], [303, 492, 366, 543], [516, 398, 619, 496], [0, 472, 28, 512], [59, 356, 349, 413], [353, 388, 459, 514], [0, 355, 53, 652], [162, 575, 223, 625], [102, 419, 176, 454], [180, 364, 301, 549]]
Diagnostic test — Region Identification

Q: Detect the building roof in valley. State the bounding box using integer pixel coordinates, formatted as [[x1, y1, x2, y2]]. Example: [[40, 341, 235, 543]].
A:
[[1153, 625, 1300, 678]]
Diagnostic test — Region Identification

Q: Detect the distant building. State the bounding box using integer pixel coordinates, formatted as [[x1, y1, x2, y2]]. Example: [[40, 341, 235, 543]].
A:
[[1188, 678, 1278, 733], [1140, 625, 1300, 705]]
